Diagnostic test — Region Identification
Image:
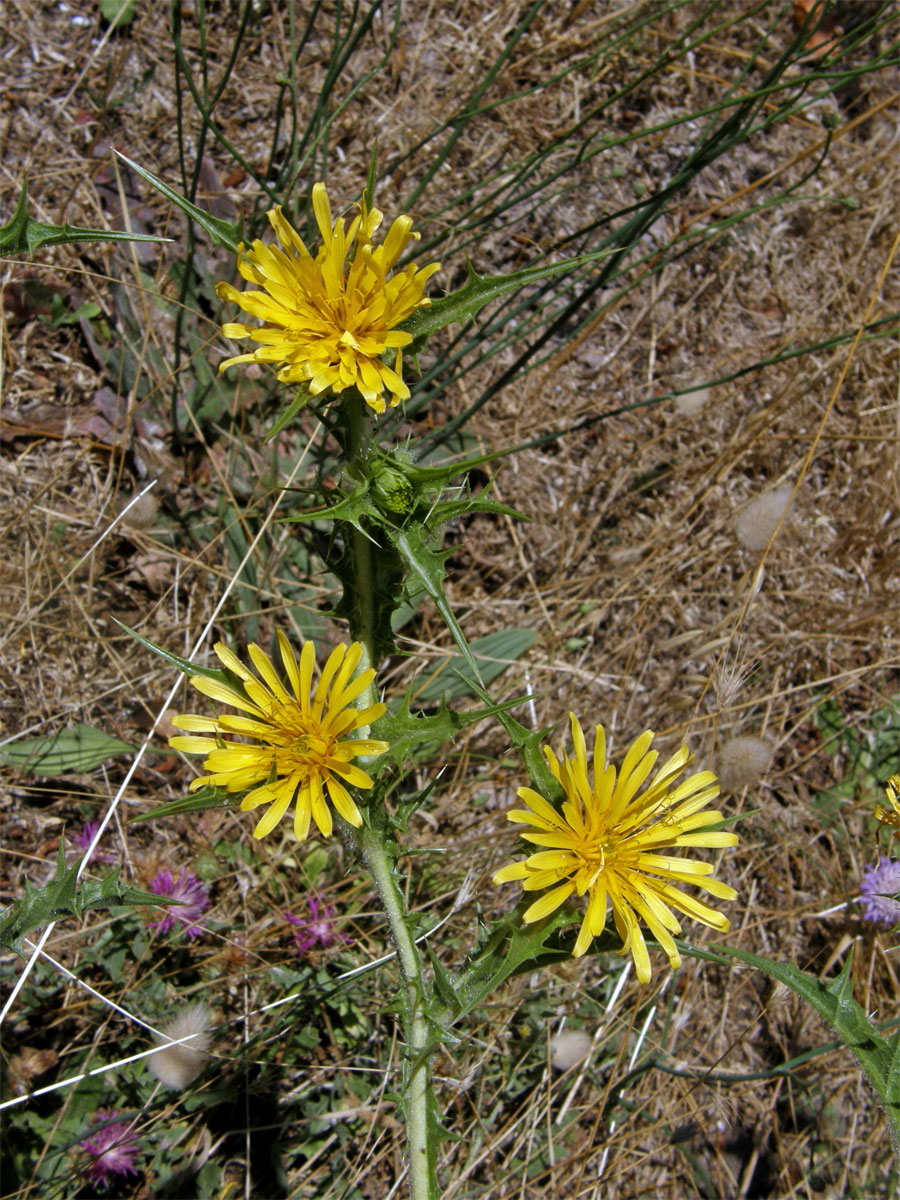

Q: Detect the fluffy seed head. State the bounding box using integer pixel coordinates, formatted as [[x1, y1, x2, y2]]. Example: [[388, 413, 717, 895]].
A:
[[675, 386, 711, 416], [551, 1029, 593, 1071], [119, 491, 159, 529], [716, 735, 773, 791], [735, 484, 794, 551], [147, 1003, 211, 1089]]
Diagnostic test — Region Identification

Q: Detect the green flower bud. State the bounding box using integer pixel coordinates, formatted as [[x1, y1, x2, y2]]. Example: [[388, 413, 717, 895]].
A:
[[370, 452, 417, 514]]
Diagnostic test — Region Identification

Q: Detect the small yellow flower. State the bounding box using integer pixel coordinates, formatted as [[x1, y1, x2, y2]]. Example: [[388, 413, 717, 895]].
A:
[[169, 633, 388, 841], [875, 773, 900, 840], [215, 183, 440, 415], [493, 714, 739, 985]]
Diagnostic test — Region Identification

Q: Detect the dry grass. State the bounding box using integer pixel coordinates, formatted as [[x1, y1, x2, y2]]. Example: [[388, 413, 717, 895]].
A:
[[1, 2, 898, 1197]]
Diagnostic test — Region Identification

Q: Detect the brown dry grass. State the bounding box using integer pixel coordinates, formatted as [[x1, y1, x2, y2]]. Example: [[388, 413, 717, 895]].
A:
[[1, 2, 898, 1198]]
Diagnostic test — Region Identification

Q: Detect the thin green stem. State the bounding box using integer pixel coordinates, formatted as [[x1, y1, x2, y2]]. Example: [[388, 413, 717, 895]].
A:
[[359, 826, 437, 1200], [342, 392, 379, 691]]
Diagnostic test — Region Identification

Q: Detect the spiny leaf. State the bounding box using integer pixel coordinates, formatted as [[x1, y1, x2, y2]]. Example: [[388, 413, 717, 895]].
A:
[[0, 724, 135, 776], [372, 692, 527, 769], [435, 905, 577, 1027], [288, 481, 374, 532], [426, 495, 526, 525], [0, 843, 179, 958], [386, 524, 483, 686], [426, 944, 462, 1019], [330, 523, 406, 664], [401, 251, 614, 348], [114, 619, 233, 685], [113, 150, 242, 252], [463, 675, 561, 802], [1, 179, 170, 253], [699, 941, 900, 1153]]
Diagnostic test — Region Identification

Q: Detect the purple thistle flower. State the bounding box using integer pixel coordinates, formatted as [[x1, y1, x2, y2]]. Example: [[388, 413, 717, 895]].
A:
[[148, 867, 210, 939], [284, 893, 351, 955], [79, 1108, 140, 1190], [72, 820, 116, 864], [859, 858, 900, 929]]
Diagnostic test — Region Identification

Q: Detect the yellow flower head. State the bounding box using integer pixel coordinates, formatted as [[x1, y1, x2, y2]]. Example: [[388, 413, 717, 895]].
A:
[[169, 633, 389, 841], [875, 773, 900, 840], [493, 714, 739, 985], [215, 183, 440, 415]]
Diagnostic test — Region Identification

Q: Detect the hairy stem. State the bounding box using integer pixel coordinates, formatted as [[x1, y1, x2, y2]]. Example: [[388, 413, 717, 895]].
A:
[[359, 826, 437, 1199], [342, 391, 438, 1199]]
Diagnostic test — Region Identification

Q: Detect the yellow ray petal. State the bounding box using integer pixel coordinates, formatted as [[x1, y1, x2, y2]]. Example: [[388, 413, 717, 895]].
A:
[[523, 882, 575, 923], [252, 790, 293, 839]]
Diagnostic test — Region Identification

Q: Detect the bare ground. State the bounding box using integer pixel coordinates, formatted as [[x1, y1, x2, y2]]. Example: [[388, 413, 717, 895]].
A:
[[1, 2, 898, 1198]]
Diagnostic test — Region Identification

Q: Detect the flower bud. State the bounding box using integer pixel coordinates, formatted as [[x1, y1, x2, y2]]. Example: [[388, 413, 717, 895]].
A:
[[369, 452, 417, 514]]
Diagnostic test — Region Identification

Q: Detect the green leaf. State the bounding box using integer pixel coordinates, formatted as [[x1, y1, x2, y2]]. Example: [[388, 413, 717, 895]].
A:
[[702, 941, 900, 1155], [99, 0, 135, 25], [401, 252, 614, 348], [113, 618, 234, 685], [383, 523, 559, 797], [0, 842, 180, 957], [435, 905, 576, 1027], [114, 151, 242, 252], [264, 389, 311, 442], [46, 294, 101, 329], [889, 1027, 900, 1139], [462, 675, 561, 802], [426, 495, 525, 525], [330, 523, 406, 664], [413, 628, 536, 703], [0, 179, 171, 254], [0, 724, 135, 776], [1, 179, 28, 250], [130, 787, 234, 823], [364, 141, 378, 211], [373, 691, 531, 769], [387, 523, 483, 687], [426, 942, 462, 1018]]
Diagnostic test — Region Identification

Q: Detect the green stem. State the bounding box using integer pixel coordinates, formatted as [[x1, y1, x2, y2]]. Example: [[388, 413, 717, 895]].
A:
[[343, 393, 379, 690], [341, 391, 438, 1199], [359, 825, 438, 1199]]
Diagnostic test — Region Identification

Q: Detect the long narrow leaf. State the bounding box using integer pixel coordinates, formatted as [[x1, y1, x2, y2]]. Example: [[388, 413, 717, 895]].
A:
[[114, 150, 242, 252], [704, 942, 899, 1154], [1, 179, 170, 253], [0, 725, 135, 776]]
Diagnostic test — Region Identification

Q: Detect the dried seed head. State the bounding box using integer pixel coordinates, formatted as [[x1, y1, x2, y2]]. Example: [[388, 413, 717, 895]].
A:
[[712, 649, 757, 714], [716, 735, 774, 791], [147, 1003, 211, 1089], [735, 485, 794, 551]]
